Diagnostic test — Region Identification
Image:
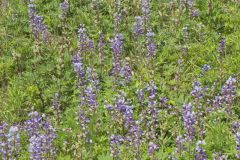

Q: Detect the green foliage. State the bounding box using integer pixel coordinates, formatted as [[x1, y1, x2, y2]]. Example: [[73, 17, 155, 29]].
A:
[[206, 121, 236, 158]]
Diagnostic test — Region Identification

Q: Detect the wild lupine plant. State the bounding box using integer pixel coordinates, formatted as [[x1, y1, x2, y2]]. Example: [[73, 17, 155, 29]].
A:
[[146, 31, 157, 60], [0, 112, 57, 160], [25, 112, 57, 160], [133, 16, 144, 38], [111, 33, 124, 78], [195, 140, 208, 160], [114, 0, 122, 33], [73, 53, 85, 86], [78, 25, 89, 54], [212, 76, 237, 114], [60, 0, 69, 20], [183, 103, 195, 142], [0, 124, 21, 160], [141, 0, 150, 30], [191, 80, 206, 138], [106, 91, 144, 158], [133, 16, 144, 61], [28, 0, 49, 42], [72, 27, 100, 157]]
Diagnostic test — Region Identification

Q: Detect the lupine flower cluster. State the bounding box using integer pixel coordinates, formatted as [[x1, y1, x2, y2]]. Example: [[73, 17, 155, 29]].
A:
[[77, 109, 91, 143], [78, 25, 88, 53], [191, 80, 204, 100], [0, 112, 57, 160], [133, 16, 144, 38], [212, 76, 237, 113], [174, 135, 186, 157], [76, 76, 98, 144], [232, 121, 240, 134], [7, 126, 21, 158], [146, 31, 157, 59], [72, 53, 85, 86], [191, 80, 207, 139], [111, 34, 124, 77], [129, 125, 143, 157], [25, 112, 57, 160], [84, 85, 98, 112], [114, 0, 122, 33], [78, 25, 95, 54], [142, 0, 150, 29], [113, 91, 134, 129], [183, 103, 195, 142], [0, 123, 20, 160], [148, 142, 159, 157], [119, 63, 133, 85], [221, 76, 237, 105], [176, 135, 184, 153], [195, 140, 208, 160], [139, 81, 158, 123], [138, 81, 161, 156], [86, 67, 99, 89], [133, 16, 144, 55], [191, 80, 206, 138], [60, 0, 69, 20], [28, 0, 49, 42], [146, 81, 158, 127], [110, 134, 124, 158], [73, 30, 100, 145], [106, 91, 144, 158]]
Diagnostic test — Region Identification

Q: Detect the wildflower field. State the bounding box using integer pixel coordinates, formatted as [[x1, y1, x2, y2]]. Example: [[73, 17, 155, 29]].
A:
[[0, 0, 240, 159]]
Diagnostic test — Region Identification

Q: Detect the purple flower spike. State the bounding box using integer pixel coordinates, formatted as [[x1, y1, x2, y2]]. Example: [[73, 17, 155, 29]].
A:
[[28, 0, 49, 42], [111, 34, 124, 76], [148, 142, 159, 156], [60, 0, 69, 19], [78, 25, 89, 53], [191, 80, 204, 100], [134, 16, 144, 38], [25, 112, 57, 159], [196, 140, 208, 160], [183, 103, 195, 142], [142, 0, 150, 27], [72, 53, 85, 86], [110, 134, 124, 158], [146, 31, 157, 59]]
